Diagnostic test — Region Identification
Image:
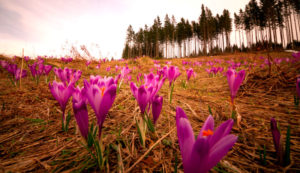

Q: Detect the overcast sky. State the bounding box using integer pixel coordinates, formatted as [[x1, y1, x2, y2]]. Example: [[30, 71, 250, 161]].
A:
[[0, 0, 250, 59]]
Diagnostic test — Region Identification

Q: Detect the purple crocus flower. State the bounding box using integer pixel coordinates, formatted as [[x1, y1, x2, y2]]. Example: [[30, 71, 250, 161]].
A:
[[7, 64, 17, 75], [24, 56, 30, 62], [37, 63, 44, 76], [130, 75, 164, 114], [165, 65, 181, 86], [86, 60, 91, 67], [226, 69, 246, 104], [83, 76, 117, 138], [297, 76, 300, 98], [130, 83, 152, 114], [176, 107, 237, 173], [53, 67, 81, 85], [186, 68, 196, 81], [152, 95, 163, 124], [14, 69, 27, 81], [43, 65, 52, 75], [0, 60, 8, 69], [72, 87, 89, 139], [28, 63, 37, 78], [121, 66, 131, 76], [49, 81, 73, 120], [270, 118, 282, 159]]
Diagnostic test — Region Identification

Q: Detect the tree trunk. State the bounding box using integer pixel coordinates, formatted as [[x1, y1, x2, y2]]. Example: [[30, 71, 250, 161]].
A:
[[293, 12, 299, 42], [222, 32, 225, 51], [288, 7, 294, 48], [165, 39, 168, 58], [280, 27, 284, 46]]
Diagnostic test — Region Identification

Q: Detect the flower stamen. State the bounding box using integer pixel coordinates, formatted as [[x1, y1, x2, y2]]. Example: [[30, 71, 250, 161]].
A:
[[100, 87, 106, 97], [203, 129, 214, 137]]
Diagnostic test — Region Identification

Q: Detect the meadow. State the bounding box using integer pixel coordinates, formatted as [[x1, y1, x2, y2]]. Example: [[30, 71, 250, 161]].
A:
[[0, 51, 299, 172]]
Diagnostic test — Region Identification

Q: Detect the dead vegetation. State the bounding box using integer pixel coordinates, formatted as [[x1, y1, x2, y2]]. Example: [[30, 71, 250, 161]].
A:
[[0, 52, 299, 172]]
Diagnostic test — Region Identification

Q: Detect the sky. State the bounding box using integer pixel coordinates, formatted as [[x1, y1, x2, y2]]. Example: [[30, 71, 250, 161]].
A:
[[0, 0, 250, 59]]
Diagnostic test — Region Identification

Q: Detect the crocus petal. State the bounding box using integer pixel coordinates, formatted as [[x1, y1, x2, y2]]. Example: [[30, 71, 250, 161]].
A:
[[130, 82, 138, 98], [72, 88, 89, 139], [137, 85, 148, 114], [98, 85, 117, 123], [232, 70, 245, 97], [187, 137, 210, 173], [226, 69, 235, 93], [176, 107, 195, 164], [198, 115, 214, 138], [209, 119, 234, 146], [152, 95, 163, 124], [207, 134, 237, 170], [271, 118, 281, 155]]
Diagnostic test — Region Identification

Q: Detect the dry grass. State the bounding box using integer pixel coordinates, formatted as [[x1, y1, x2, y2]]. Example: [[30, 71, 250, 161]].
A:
[[0, 51, 299, 172]]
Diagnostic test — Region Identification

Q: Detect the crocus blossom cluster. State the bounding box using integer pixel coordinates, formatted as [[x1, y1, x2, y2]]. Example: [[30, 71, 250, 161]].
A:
[[28, 61, 52, 79], [226, 69, 246, 104], [130, 72, 165, 124], [61, 57, 73, 63], [176, 107, 237, 173], [120, 66, 132, 83], [1, 61, 27, 82], [53, 67, 82, 85], [206, 67, 223, 75]]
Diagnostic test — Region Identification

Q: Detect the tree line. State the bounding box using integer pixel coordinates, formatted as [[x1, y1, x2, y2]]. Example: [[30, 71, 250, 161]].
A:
[[122, 0, 300, 59]]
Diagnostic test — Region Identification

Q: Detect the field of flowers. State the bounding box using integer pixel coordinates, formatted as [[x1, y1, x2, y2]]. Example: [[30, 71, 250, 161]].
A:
[[0, 51, 299, 172]]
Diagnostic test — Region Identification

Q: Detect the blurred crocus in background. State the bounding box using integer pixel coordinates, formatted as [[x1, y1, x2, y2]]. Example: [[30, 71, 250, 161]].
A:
[[14, 68, 27, 82], [226, 69, 246, 104], [24, 56, 30, 62], [86, 60, 91, 68], [106, 66, 111, 72], [186, 68, 196, 82], [72, 87, 89, 140], [176, 107, 237, 173], [165, 65, 181, 86], [43, 65, 53, 76], [28, 63, 37, 79], [53, 67, 82, 86], [164, 65, 181, 103], [83, 76, 117, 138]]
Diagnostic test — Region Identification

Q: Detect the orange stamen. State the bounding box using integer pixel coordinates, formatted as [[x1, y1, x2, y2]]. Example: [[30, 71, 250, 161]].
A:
[[100, 87, 106, 97], [203, 129, 214, 137]]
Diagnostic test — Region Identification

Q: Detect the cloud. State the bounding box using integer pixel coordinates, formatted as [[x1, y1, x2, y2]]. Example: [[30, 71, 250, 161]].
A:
[[0, 3, 30, 40], [0, 0, 250, 59]]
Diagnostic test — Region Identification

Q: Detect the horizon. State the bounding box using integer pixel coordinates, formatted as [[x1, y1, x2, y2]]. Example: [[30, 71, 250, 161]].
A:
[[0, 0, 251, 59]]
